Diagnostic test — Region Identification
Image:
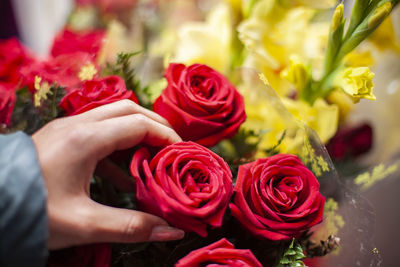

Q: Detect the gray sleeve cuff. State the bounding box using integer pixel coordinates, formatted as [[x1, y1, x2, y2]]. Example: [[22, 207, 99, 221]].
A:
[[0, 131, 48, 267]]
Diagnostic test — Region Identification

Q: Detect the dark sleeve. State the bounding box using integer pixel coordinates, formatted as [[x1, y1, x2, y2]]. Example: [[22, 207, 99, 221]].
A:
[[0, 131, 48, 267]]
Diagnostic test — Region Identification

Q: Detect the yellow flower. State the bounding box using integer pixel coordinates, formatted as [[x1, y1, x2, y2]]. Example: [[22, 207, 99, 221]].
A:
[[173, 3, 233, 74], [369, 15, 400, 53], [238, 2, 314, 70], [78, 64, 97, 81], [240, 77, 338, 155], [330, 3, 343, 32], [283, 98, 338, 144], [334, 67, 376, 102], [280, 55, 309, 92], [327, 89, 354, 120], [34, 76, 52, 107], [343, 50, 375, 67], [238, 0, 330, 94]]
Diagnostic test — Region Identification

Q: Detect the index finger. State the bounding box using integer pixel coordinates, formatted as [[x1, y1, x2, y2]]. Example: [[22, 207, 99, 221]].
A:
[[85, 113, 182, 160], [73, 100, 172, 128]]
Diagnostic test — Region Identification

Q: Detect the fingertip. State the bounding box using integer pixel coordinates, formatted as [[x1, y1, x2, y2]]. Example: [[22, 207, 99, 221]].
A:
[[149, 225, 185, 242]]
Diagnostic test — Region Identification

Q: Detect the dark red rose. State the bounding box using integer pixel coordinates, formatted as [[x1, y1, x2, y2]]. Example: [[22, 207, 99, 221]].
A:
[[326, 123, 373, 160], [0, 38, 34, 86], [175, 238, 262, 267], [229, 154, 325, 241], [20, 52, 98, 93], [47, 243, 111, 267], [0, 82, 16, 127], [153, 63, 246, 147], [59, 75, 138, 115], [50, 28, 105, 59], [130, 141, 233, 237]]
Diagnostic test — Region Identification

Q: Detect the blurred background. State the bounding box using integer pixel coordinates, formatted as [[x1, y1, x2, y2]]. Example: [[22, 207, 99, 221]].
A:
[[1, 0, 400, 266]]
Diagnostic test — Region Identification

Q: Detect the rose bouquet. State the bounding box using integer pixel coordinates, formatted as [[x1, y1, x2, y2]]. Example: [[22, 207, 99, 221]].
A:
[[2, 0, 399, 266]]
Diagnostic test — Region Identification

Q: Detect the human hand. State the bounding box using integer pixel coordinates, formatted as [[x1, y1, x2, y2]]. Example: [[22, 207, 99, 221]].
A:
[[32, 100, 185, 250]]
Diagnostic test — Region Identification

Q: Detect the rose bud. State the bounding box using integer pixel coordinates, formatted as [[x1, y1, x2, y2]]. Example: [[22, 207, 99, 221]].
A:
[[229, 154, 325, 241], [153, 63, 246, 147], [130, 141, 233, 237], [175, 238, 262, 267], [59, 75, 138, 116]]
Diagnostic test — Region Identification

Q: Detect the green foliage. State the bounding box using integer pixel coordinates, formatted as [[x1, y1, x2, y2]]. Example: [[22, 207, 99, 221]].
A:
[[277, 239, 307, 267], [104, 52, 152, 108], [211, 128, 260, 162], [210, 128, 261, 182], [10, 85, 65, 134]]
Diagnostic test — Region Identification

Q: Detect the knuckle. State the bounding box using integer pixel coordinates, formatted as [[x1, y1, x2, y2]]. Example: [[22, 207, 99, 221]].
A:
[[121, 215, 147, 242], [132, 113, 148, 125], [120, 99, 138, 110]]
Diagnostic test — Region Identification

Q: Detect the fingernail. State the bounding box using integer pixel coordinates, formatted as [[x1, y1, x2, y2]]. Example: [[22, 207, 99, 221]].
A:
[[149, 225, 185, 241]]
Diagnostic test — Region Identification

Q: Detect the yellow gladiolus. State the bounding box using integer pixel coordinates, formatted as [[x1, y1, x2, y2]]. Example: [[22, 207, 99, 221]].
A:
[[334, 67, 376, 102], [344, 50, 375, 67], [173, 3, 233, 74], [327, 89, 355, 120], [369, 15, 400, 53], [280, 55, 310, 92], [241, 87, 338, 155]]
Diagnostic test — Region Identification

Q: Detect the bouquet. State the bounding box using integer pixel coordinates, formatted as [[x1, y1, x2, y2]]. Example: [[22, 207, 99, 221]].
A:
[[1, 0, 400, 266]]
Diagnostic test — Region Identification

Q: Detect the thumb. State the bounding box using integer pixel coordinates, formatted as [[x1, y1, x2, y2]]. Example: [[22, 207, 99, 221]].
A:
[[86, 201, 185, 244]]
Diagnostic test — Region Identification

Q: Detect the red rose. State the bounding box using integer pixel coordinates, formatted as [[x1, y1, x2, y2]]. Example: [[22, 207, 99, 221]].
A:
[[50, 28, 105, 59], [130, 141, 233, 237], [153, 63, 246, 147], [229, 154, 325, 241], [175, 238, 262, 267], [47, 243, 111, 267], [0, 82, 16, 127], [0, 38, 34, 86], [326, 123, 373, 160], [20, 52, 98, 93], [59, 75, 138, 115]]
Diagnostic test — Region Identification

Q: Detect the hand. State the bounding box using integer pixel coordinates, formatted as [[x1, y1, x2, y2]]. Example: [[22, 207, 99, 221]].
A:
[[32, 100, 185, 250]]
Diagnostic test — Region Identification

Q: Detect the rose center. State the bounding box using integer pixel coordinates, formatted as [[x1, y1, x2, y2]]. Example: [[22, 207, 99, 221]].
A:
[[265, 176, 303, 210], [191, 76, 215, 99], [181, 169, 211, 207]]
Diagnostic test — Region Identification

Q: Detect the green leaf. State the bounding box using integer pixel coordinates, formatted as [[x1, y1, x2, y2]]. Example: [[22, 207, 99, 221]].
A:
[[103, 51, 152, 109], [277, 239, 307, 267]]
